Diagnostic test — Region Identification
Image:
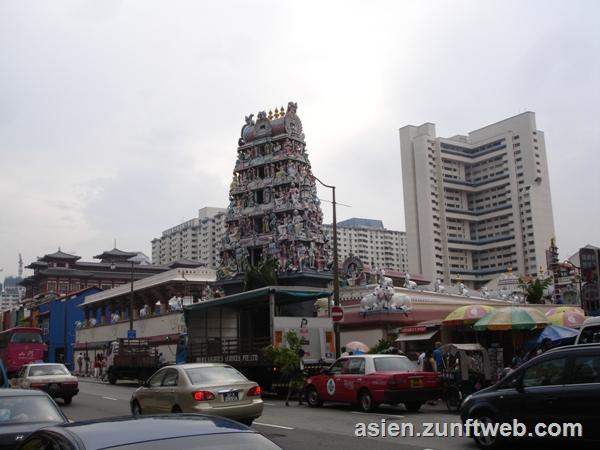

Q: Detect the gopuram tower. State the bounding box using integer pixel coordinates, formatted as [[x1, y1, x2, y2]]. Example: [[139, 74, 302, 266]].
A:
[[217, 102, 332, 293]]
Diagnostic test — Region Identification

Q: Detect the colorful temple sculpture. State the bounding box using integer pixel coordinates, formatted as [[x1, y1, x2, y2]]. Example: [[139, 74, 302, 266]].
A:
[[217, 102, 332, 292]]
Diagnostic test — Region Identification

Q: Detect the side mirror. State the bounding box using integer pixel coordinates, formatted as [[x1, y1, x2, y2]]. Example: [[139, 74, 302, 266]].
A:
[[510, 377, 524, 392]]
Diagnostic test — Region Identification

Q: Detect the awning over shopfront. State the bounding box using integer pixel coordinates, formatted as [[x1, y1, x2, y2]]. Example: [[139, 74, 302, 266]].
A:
[[184, 286, 332, 311], [396, 330, 439, 342]]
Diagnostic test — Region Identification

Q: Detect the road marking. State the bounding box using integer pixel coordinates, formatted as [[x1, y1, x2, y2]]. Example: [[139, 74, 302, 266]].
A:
[[102, 396, 117, 401], [254, 422, 294, 430], [350, 411, 405, 419]]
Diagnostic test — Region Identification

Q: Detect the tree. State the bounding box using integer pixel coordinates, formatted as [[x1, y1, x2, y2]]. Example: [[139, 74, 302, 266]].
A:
[[519, 276, 552, 304], [367, 338, 395, 354], [263, 331, 304, 405], [243, 256, 278, 291]]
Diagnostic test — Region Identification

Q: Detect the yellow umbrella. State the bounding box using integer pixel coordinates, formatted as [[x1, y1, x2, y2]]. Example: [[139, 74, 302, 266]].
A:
[[442, 305, 496, 326], [547, 310, 586, 328]]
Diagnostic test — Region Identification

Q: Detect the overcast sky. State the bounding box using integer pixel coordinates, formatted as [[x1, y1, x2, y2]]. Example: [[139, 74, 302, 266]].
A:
[[1, 0, 599, 279]]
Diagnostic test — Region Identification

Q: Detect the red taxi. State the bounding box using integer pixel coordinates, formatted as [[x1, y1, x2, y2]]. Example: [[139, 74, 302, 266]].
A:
[[304, 355, 440, 412]]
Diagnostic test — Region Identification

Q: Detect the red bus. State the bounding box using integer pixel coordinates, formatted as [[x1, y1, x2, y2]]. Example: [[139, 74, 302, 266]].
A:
[[0, 327, 45, 376]]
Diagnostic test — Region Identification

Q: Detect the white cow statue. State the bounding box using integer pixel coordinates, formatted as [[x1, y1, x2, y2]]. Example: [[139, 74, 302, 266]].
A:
[[360, 292, 379, 312], [458, 282, 470, 297], [388, 293, 412, 314], [404, 273, 417, 290]]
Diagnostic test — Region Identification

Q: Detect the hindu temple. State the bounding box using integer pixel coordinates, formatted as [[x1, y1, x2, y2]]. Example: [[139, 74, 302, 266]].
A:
[[216, 102, 333, 294]]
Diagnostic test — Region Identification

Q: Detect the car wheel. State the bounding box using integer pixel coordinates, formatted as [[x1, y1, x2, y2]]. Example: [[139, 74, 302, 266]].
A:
[[63, 397, 72, 406], [131, 401, 142, 416], [172, 405, 182, 413], [404, 402, 421, 412], [472, 413, 502, 449], [306, 387, 323, 407], [358, 390, 378, 413]]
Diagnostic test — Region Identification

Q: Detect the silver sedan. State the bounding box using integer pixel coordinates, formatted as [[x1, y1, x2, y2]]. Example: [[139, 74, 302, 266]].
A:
[[130, 363, 263, 426]]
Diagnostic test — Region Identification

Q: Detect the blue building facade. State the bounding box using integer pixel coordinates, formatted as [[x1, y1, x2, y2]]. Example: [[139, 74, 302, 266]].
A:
[[38, 287, 102, 369]]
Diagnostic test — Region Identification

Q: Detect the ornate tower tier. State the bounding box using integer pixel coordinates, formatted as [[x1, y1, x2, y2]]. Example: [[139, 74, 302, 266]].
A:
[[217, 102, 332, 291]]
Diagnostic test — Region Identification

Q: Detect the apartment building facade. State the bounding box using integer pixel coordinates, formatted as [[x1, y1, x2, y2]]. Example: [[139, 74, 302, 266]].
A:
[[151, 207, 226, 268], [400, 112, 555, 288], [323, 218, 408, 272]]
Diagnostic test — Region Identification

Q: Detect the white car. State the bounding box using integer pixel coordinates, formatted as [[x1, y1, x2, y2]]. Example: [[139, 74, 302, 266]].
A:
[[576, 316, 600, 344], [10, 363, 79, 405]]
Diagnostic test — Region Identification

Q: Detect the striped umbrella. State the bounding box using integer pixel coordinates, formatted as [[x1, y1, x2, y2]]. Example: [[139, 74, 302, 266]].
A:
[[473, 307, 550, 331], [545, 306, 585, 317], [442, 305, 496, 326], [546, 310, 586, 328]]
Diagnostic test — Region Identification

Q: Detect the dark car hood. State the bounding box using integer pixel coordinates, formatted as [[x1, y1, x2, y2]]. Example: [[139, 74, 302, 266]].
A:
[[0, 422, 59, 447]]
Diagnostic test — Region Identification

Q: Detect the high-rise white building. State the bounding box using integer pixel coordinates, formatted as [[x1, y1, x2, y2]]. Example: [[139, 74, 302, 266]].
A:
[[323, 218, 408, 272], [151, 207, 226, 268], [0, 286, 25, 312], [400, 112, 555, 288]]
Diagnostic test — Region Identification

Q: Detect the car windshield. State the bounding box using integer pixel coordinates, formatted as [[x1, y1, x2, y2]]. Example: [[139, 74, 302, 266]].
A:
[[0, 396, 64, 424], [579, 325, 600, 344], [10, 332, 42, 344], [28, 365, 70, 377], [374, 357, 417, 372], [185, 366, 248, 385], [109, 433, 282, 450]]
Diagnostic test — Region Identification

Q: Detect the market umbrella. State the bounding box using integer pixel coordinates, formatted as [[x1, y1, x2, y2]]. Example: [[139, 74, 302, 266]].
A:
[[545, 306, 585, 316], [546, 310, 586, 328], [442, 305, 496, 326], [534, 325, 578, 344], [473, 307, 550, 331], [345, 341, 369, 354]]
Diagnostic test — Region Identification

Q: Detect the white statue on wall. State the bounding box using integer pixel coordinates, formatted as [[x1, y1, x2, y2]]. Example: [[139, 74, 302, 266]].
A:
[[139, 305, 150, 318], [403, 273, 417, 290], [168, 296, 183, 312], [434, 278, 445, 293], [458, 282, 469, 297], [360, 270, 412, 315], [480, 286, 490, 299]]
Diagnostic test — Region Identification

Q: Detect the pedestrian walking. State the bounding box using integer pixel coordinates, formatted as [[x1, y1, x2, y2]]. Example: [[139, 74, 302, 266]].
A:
[[94, 354, 101, 379], [417, 351, 426, 370], [423, 349, 437, 373], [285, 349, 305, 406], [84, 354, 90, 376], [433, 341, 444, 370], [76, 353, 83, 375]]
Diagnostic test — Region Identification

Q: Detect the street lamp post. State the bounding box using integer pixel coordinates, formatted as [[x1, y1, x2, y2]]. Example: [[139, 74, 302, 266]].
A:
[[563, 260, 583, 307], [129, 260, 134, 337], [312, 175, 341, 358]]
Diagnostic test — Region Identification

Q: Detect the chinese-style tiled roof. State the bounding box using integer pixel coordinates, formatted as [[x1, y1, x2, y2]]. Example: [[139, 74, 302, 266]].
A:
[[25, 261, 48, 270], [93, 248, 139, 261], [77, 262, 169, 271], [40, 250, 81, 262]]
